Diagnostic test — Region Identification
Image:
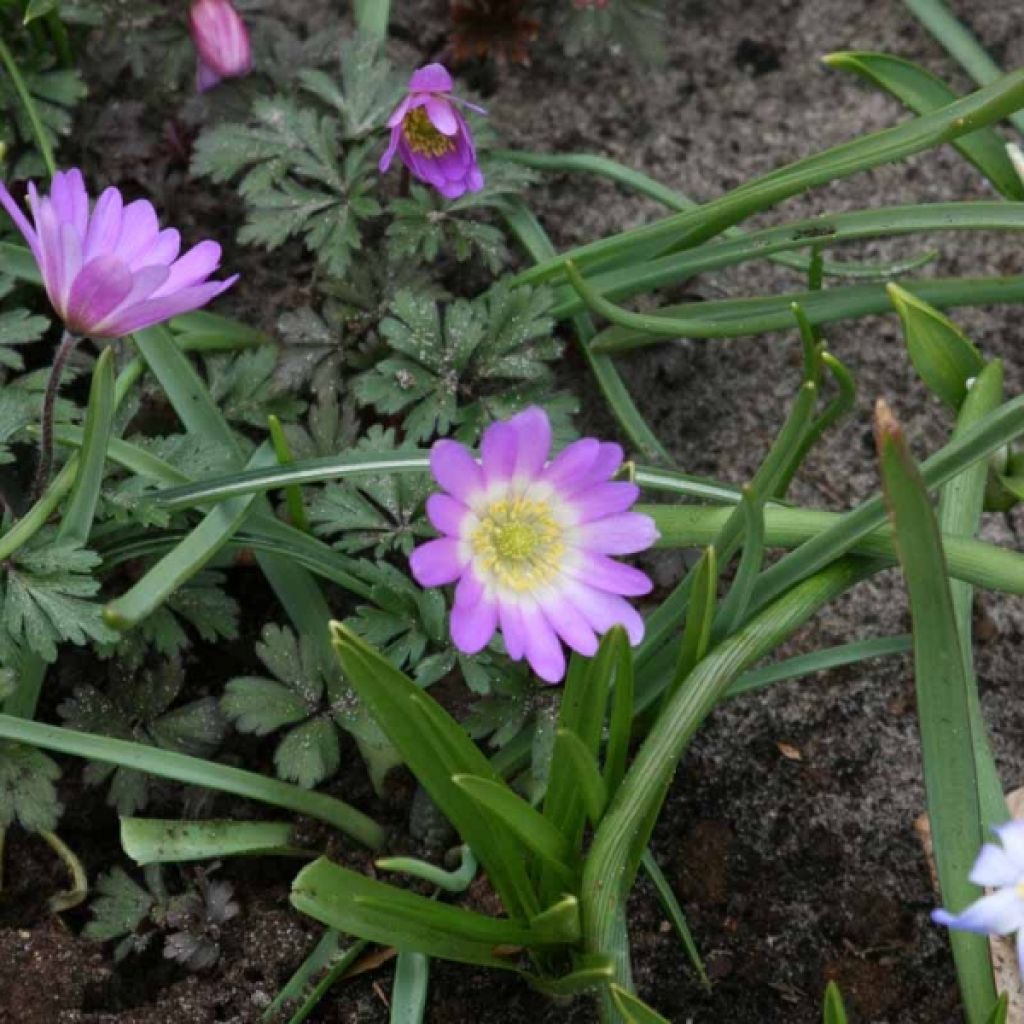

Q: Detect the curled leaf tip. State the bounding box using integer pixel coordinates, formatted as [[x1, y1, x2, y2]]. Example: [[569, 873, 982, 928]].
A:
[[873, 397, 902, 449]]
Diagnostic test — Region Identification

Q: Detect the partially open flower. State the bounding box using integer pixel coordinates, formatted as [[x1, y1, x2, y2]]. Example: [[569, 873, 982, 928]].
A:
[[0, 168, 238, 338], [409, 407, 657, 683], [933, 821, 1024, 974], [188, 0, 253, 93], [379, 63, 485, 200]]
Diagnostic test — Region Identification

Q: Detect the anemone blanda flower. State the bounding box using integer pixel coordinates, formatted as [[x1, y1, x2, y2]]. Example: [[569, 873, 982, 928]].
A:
[[409, 407, 657, 683], [933, 820, 1024, 973], [380, 63, 485, 200], [189, 0, 253, 93], [0, 168, 238, 339]]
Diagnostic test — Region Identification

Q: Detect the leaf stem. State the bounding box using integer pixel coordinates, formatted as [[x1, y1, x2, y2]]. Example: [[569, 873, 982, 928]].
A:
[[31, 329, 81, 501], [0, 34, 56, 176]]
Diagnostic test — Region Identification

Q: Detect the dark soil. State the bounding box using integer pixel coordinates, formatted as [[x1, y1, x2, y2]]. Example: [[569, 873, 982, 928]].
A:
[[4, 0, 1024, 1021]]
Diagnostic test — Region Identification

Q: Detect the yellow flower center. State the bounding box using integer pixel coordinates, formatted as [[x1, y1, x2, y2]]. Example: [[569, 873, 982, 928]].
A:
[[403, 107, 456, 157], [472, 497, 565, 592]]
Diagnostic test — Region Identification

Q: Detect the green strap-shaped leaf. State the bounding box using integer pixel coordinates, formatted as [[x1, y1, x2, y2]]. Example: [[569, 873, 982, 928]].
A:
[[824, 51, 1024, 199], [454, 774, 574, 880], [291, 856, 544, 968], [553, 729, 607, 825], [330, 623, 538, 921], [888, 284, 985, 410], [601, 628, 634, 799], [390, 951, 428, 1024], [608, 984, 671, 1024], [876, 400, 996, 1021], [59, 347, 115, 548], [120, 818, 303, 864], [661, 547, 717, 711], [822, 980, 848, 1024]]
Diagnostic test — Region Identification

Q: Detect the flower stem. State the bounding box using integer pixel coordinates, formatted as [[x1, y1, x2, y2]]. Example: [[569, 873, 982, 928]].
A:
[[32, 329, 81, 501]]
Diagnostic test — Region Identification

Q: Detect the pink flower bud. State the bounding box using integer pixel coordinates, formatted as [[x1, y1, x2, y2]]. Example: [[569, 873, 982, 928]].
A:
[[188, 0, 252, 93]]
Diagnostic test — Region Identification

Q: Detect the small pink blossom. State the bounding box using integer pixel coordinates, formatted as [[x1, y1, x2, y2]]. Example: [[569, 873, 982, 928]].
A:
[[0, 168, 237, 339], [380, 63, 485, 200], [410, 407, 657, 683], [189, 0, 253, 93]]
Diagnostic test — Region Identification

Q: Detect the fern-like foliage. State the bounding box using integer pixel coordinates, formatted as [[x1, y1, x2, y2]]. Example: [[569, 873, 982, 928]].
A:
[[58, 658, 226, 815], [308, 425, 432, 557], [191, 36, 401, 276], [1, 535, 116, 662], [0, 740, 61, 832], [353, 280, 574, 444], [86, 864, 238, 970], [221, 622, 398, 790], [558, 0, 667, 64]]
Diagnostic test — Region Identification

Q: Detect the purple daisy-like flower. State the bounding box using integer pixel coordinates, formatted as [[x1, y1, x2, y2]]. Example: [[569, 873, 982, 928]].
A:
[[933, 820, 1024, 975], [379, 63, 485, 200], [0, 168, 238, 339], [189, 0, 253, 93], [409, 407, 658, 683]]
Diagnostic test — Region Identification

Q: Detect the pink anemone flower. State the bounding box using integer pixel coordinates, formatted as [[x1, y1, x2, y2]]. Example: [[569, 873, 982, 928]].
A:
[[380, 63, 485, 200], [410, 407, 658, 684], [189, 0, 253, 93], [0, 168, 237, 339]]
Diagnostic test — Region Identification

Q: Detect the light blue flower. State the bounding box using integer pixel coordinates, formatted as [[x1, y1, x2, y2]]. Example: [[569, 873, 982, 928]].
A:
[[933, 821, 1024, 973]]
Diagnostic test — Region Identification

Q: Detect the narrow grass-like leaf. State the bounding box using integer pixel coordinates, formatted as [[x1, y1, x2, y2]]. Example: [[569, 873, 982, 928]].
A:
[[609, 985, 671, 1024], [0, 714, 385, 847], [291, 857, 543, 968], [501, 199, 670, 464], [823, 980, 848, 1024], [645, 502, 1024, 597], [377, 846, 478, 894], [640, 850, 709, 991], [268, 413, 311, 532], [103, 446, 271, 629], [876, 399, 995, 1021], [512, 68, 1024, 284], [59, 347, 115, 547], [453, 774, 574, 880], [331, 623, 538, 920], [984, 994, 1010, 1024], [0, 36, 55, 175], [582, 558, 875, 995], [888, 283, 984, 409], [716, 487, 766, 635], [661, 547, 717, 712], [937, 361, 1008, 831], [390, 951, 428, 1024], [601, 629, 634, 800], [260, 929, 343, 1023], [284, 938, 367, 1024], [726, 634, 912, 698], [553, 729, 607, 825], [824, 51, 1024, 198], [589, 275, 1024, 350], [527, 955, 616, 998], [499, 149, 931, 280], [120, 818, 302, 864], [529, 896, 582, 945]]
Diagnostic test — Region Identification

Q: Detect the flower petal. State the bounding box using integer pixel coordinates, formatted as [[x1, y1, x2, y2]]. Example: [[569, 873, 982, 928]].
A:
[[578, 512, 659, 555], [409, 538, 466, 587], [152, 240, 222, 298], [970, 842, 1024, 889], [509, 406, 551, 481], [100, 276, 237, 336], [65, 255, 135, 336], [933, 887, 1024, 936], [564, 553, 653, 597], [426, 493, 469, 536], [50, 168, 88, 238], [115, 199, 160, 268], [481, 421, 517, 484], [521, 603, 566, 683], [571, 481, 640, 523], [565, 582, 645, 646], [83, 186, 124, 263], [539, 592, 597, 659], [995, 822, 1024, 868], [379, 127, 402, 172], [498, 599, 527, 661], [451, 596, 498, 654], [541, 438, 601, 491], [0, 181, 39, 252], [455, 567, 485, 609], [425, 97, 458, 136], [409, 63, 453, 94], [431, 439, 484, 504]]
